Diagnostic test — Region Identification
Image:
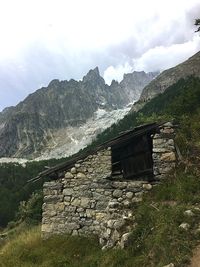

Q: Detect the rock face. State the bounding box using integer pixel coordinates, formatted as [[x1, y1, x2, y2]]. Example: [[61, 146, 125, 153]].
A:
[[139, 51, 200, 103], [120, 71, 158, 101], [0, 68, 157, 158]]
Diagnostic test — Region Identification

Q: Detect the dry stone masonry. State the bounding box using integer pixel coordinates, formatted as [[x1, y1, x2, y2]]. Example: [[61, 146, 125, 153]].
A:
[[153, 122, 176, 180], [42, 122, 177, 249]]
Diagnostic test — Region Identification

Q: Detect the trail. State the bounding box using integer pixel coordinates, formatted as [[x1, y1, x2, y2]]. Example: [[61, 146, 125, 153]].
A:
[[189, 246, 200, 267]]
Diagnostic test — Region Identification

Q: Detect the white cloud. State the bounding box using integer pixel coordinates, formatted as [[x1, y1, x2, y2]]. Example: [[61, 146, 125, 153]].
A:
[[133, 35, 200, 72], [0, 0, 200, 110], [102, 0, 200, 83], [103, 63, 133, 85], [0, 0, 199, 58]]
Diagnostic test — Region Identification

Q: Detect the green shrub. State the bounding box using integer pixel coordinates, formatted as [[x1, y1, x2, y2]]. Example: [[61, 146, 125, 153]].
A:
[[16, 191, 43, 224]]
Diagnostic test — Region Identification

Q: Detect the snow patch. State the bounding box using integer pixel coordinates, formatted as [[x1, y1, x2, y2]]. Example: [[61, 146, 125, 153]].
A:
[[0, 157, 28, 166], [35, 104, 132, 161], [1, 103, 134, 163]]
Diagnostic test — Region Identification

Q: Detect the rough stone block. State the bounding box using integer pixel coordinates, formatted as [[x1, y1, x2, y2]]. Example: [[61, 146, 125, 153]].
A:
[[44, 195, 63, 203], [184, 210, 194, 216], [161, 128, 174, 134], [56, 203, 65, 212], [71, 167, 77, 174], [75, 163, 81, 168], [71, 198, 81, 206], [107, 220, 115, 228], [43, 203, 56, 211], [113, 189, 123, 198], [43, 210, 57, 217], [72, 230, 79, 236], [64, 196, 71, 202], [122, 200, 131, 208], [88, 167, 94, 173], [80, 197, 90, 208], [108, 201, 121, 209], [43, 189, 55, 196], [126, 192, 134, 199], [96, 200, 108, 210], [112, 182, 128, 189], [153, 133, 161, 139], [112, 230, 120, 242], [179, 222, 190, 230], [160, 152, 176, 162], [119, 232, 132, 248], [41, 223, 53, 233], [153, 147, 172, 153], [77, 172, 86, 179], [92, 192, 106, 201], [104, 191, 112, 196], [127, 181, 144, 189], [43, 181, 63, 190], [113, 219, 126, 229], [96, 212, 107, 221], [153, 138, 166, 145], [64, 203, 75, 211], [65, 172, 74, 179], [90, 202, 96, 209], [142, 184, 153, 190], [77, 167, 87, 173], [86, 209, 95, 218], [63, 188, 73, 196]]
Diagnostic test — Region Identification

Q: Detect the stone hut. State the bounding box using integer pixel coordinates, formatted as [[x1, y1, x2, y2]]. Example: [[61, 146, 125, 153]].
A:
[[40, 122, 176, 249]]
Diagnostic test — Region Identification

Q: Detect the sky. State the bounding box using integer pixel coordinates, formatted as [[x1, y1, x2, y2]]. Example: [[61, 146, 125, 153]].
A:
[[0, 0, 200, 111]]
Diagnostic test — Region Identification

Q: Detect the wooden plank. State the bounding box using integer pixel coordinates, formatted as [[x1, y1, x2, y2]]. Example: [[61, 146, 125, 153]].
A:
[[122, 151, 153, 179]]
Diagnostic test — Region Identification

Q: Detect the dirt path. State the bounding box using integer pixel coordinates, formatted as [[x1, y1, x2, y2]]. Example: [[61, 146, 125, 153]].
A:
[[189, 246, 200, 267]]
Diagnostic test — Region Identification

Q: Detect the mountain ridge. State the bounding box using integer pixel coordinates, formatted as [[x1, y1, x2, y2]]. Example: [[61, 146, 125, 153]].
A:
[[0, 68, 157, 159], [139, 51, 200, 102]]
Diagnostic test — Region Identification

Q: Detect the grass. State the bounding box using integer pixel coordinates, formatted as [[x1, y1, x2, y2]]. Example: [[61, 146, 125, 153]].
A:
[[1, 167, 200, 267], [0, 227, 100, 267], [128, 170, 200, 267], [0, 226, 131, 267]]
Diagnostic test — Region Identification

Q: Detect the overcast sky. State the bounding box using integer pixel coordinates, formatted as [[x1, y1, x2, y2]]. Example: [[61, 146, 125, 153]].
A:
[[0, 0, 200, 111]]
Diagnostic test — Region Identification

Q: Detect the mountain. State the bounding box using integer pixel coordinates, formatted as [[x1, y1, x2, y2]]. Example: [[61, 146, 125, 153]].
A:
[[0, 68, 157, 159], [84, 76, 200, 156], [120, 71, 158, 100], [133, 51, 200, 108]]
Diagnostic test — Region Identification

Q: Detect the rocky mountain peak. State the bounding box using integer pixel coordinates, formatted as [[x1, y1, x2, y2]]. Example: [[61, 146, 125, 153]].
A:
[[83, 67, 100, 81], [110, 80, 119, 86], [123, 71, 145, 80], [48, 79, 60, 87], [119, 71, 158, 101], [82, 67, 104, 84]]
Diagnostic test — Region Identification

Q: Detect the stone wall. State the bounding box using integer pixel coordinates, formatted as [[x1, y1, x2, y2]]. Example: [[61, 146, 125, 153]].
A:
[[42, 123, 176, 249], [153, 122, 176, 180]]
